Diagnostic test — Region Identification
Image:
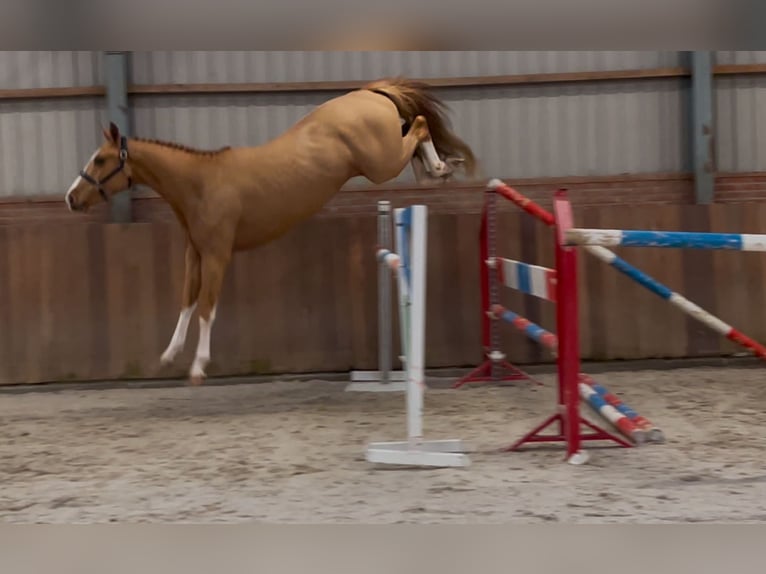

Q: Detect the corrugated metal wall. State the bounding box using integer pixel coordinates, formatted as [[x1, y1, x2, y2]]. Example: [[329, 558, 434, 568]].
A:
[[0, 51, 765, 197], [129, 51, 690, 182], [131, 79, 689, 182], [715, 49, 766, 171], [713, 51, 766, 172], [0, 98, 107, 197], [455, 80, 689, 178], [0, 51, 103, 89], [0, 51, 106, 197], [715, 74, 766, 172], [715, 51, 766, 65]]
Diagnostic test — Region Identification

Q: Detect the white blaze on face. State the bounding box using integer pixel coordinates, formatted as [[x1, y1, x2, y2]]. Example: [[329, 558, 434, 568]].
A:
[[65, 149, 99, 210]]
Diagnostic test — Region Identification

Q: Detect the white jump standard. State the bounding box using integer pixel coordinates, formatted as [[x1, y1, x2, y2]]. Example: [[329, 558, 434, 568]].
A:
[[365, 205, 470, 468]]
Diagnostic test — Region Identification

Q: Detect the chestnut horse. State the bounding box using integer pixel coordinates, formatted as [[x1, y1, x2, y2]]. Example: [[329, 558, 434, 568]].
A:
[[65, 77, 476, 385]]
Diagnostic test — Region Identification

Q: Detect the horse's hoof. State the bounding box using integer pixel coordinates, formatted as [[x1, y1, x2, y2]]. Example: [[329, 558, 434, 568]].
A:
[[160, 348, 178, 366], [429, 163, 453, 178], [188, 375, 205, 386]]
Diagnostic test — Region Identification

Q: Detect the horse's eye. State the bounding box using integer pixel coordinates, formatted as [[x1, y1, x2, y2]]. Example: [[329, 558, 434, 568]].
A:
[[93, 157, 105, 167]]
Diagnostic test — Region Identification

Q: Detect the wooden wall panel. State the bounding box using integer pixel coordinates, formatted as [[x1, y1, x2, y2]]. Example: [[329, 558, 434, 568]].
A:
[[3, 202, 766, 385]]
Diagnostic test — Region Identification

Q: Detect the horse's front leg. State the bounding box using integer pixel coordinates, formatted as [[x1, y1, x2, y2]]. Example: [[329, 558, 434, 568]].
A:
[[160, 240, 201, 365], [407, 118, 462, 182], [417, 137, 452, 177], [410, 153, 463, 185]]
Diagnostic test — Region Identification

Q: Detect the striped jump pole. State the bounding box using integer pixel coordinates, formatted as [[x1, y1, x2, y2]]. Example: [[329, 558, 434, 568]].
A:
[[565, 229, 766, 252], [491, 257, 557, 302], [487, 179, 766, 363], [489, 304, 558, 349], [365, 205, 470, 468], [490, 304, 663, 445], [578, 373, 664, 443]]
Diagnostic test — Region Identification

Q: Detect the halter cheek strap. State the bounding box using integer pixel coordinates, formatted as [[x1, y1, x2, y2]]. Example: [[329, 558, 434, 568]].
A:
[[79, 135, 133, 202]]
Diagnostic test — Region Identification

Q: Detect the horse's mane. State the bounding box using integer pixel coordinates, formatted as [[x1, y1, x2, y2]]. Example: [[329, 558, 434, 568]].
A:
[[132, 137, 232, 157]]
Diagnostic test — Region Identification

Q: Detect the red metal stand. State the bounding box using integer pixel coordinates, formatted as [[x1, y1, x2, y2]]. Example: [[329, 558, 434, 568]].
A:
[[503, 412, 632, 453], [504, 189, 631, 462], [453, 191, 538, 388], [453, 353, 531, 388]]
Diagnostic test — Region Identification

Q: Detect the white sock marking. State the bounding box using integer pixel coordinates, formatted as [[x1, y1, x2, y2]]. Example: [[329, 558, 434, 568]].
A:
[[190, 306, 216, 378], [160, 303, 197, 364]]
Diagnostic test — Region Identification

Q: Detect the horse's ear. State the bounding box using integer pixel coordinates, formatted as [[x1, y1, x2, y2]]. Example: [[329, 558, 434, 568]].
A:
[[108, 122, 120, 144]]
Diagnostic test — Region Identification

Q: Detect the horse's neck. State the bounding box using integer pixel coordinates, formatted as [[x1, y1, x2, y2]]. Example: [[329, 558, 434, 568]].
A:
[[128, 141, 201, 211]]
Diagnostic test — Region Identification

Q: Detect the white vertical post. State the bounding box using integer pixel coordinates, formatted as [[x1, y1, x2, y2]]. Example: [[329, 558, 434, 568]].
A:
[[365, 205, 470, 468], [403, 205, 427, 442]]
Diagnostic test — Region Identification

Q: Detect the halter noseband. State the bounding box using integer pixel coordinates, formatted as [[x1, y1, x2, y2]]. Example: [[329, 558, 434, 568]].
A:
[[79, 136, 133, 202]]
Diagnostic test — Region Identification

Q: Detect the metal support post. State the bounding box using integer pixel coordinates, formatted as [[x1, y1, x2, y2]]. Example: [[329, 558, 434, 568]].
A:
[[104, 51, 132, 223], [690, 51, 715, 205]]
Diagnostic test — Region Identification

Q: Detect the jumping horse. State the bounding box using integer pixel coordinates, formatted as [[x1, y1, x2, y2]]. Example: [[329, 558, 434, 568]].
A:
[[65, 77, 477, 385]]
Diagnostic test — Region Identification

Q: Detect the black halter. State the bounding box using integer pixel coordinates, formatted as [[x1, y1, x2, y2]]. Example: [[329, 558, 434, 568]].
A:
[[368, 88, 411, 136], [79, 136, 132, 202]]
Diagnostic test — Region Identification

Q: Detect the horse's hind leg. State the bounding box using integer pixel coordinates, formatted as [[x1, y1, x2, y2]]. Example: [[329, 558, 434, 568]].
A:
[[161, 240, 201, 365], [188, 249, 230, 385]]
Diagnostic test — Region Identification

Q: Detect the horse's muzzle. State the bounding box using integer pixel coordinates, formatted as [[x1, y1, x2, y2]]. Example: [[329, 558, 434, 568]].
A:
[[67, 195, 86, 212]]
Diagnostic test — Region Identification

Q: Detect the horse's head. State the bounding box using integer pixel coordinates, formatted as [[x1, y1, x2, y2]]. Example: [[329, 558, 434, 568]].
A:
[[65, 122, 133, 212]]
